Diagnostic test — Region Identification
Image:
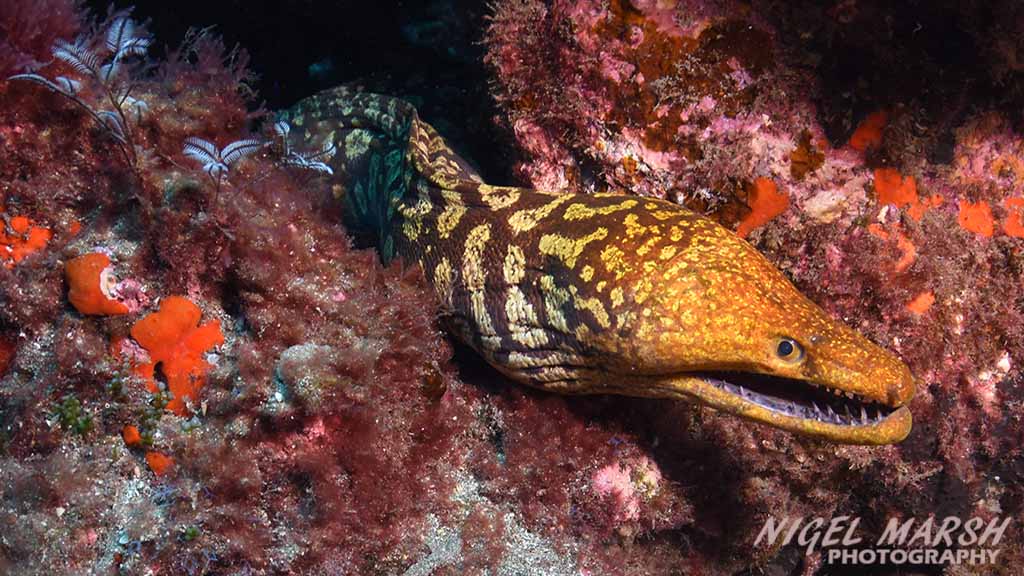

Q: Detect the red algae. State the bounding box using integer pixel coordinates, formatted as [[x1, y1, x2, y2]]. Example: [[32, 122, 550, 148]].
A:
[[0, 337, 14, 376], [0, 0, 81, 76]]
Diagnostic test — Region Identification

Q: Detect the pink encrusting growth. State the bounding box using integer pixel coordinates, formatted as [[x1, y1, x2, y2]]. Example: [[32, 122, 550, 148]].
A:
[[591, 456, 664, 525]]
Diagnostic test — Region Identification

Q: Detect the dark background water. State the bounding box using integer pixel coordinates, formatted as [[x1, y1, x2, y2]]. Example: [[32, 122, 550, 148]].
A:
[[87, 0, 516, 181]]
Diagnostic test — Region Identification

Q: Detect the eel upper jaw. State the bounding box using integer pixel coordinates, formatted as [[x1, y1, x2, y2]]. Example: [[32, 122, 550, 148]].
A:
[[644, 370, 913, 445]]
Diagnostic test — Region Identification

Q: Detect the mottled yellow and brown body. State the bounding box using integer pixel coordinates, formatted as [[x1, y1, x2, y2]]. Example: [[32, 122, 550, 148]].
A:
[[284, 89, 916, 445]]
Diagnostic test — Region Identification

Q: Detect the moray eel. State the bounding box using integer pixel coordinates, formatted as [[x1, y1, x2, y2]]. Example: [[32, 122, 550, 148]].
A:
[[281, 88, 915, 445]]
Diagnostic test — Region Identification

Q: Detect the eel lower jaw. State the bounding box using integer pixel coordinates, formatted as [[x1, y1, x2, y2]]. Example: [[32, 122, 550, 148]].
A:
[[650, 371, 912, 445]]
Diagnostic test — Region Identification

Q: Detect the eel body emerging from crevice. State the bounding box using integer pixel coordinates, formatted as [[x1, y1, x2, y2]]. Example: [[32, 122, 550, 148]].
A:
[[281, 88, 916, 445]]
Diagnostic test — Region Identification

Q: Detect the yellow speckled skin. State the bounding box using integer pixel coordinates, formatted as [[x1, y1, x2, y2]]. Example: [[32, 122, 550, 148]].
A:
[[285, 89, 916, 445]]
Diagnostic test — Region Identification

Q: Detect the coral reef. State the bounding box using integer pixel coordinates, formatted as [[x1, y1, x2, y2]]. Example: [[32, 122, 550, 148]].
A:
[[0, 1, 1022, 575], [484, 0, 1024, 572]]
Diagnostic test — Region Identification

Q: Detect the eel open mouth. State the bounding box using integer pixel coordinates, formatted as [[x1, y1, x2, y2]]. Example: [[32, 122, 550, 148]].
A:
[[698, 371, 898, 426], [649, 370, 913, 445]]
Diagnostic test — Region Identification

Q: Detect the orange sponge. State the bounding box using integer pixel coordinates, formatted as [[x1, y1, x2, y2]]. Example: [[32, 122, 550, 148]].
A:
[[1, 213, 52, 268], [145, 451, 174, 476], [1003, 198, 1024, 238], [874, 168, 916, 206], [66, 253, 130, 315], [131, 296, 224, 416], [122, 425, 142, 447], [737, 178, 788, 238], [958, 201, 994, 238], [873, 169, 942, 221], [849, 111, 888, 152], [906, 291, 935, 315]]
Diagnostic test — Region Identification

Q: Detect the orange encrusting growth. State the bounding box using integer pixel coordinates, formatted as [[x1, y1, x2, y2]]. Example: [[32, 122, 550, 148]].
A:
[[65, 253, 130, 315], [145, 451, 174, 476], [1005, 198, 1024, 238], [736, 178, 788, 238], [873, 168, 916, 207], [906, 291, 935, 315], [957, 201, 995, 238], [848, 110, 888, 152], [872, 168, 942, 221], [1, 212, 52, 268], [130, 296, 223, 416], [122, 425, 142, 447]]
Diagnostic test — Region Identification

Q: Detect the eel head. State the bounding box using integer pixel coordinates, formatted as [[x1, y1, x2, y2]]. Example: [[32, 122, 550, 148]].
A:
[[587, 218, 916, 445]]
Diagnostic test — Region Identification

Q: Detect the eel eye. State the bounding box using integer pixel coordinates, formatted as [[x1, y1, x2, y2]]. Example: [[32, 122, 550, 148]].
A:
[[776, 338, 804, 362]]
